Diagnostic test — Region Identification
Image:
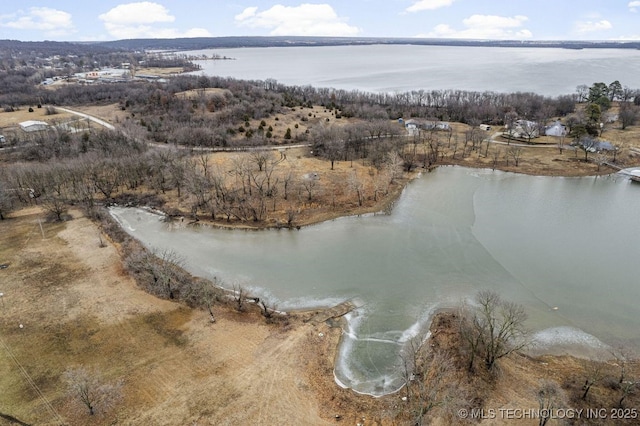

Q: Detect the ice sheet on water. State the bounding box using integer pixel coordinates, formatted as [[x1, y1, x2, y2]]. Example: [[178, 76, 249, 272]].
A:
[[529, 326, 612, 358]]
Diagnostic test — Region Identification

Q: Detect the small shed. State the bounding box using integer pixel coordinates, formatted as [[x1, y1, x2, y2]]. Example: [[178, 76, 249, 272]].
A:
[[19, 120, 49, 132]]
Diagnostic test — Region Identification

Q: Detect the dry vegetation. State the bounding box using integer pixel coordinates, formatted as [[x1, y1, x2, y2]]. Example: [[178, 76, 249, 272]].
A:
[[2, 79, 640, 424], [19, 98, 634, 232], [135, 67, 184, 77]]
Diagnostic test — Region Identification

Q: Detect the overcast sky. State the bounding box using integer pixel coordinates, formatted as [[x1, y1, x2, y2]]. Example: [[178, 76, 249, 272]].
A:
[[1, 1, 639, 42]]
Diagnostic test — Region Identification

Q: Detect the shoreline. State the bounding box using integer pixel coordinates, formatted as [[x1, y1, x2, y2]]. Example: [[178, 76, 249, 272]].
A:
[[3, 204, 636, 424], [106, 164, 636, 376], [105, 160, 640, 404], [156, 163, 629, 233], [115, 205, 630, 397]]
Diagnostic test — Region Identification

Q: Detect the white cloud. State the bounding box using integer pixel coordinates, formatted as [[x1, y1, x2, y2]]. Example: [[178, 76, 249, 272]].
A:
[[406, 0, 455, 13], [420, 14, 532, 39], [235, 7, 258, 21], [628, 1, 640, 12], [99, 2, 174, 25], [574, 20, 612, 34], [1, 7, 75, 37], [234, 4, 360, 36], [99, 2, 211, 39]]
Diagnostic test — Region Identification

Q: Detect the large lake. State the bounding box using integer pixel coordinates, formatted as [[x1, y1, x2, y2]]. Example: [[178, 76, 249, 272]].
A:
[[110, 167, 640, 396], [186, 44, 640, 96]]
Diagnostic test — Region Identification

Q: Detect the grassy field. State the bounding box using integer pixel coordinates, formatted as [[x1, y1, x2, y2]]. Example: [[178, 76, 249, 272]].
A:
[[0, 107, 75, 130], [0, 207, 392, 425]]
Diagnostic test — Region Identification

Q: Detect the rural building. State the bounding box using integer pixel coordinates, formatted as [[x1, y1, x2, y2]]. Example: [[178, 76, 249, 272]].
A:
[[403, 119, 451, 136], [19, 120, 49, 132], [544, 121, 567, 137], [505, 119, 539, 139]]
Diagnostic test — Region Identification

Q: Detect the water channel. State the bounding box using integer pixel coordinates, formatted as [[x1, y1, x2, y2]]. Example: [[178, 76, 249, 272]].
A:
[[110, 167, 640, 395]]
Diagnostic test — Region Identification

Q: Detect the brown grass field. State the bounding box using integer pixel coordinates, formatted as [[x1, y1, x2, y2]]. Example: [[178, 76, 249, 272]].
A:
[[0, 107, 75, 130], [0, 208, 380, 425]]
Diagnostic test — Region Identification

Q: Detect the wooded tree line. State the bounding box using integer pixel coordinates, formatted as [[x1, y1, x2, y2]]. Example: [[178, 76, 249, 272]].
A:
[[3, 72, 639, 152], [3, 76, 639, 221], [0, 121, 407, 226]]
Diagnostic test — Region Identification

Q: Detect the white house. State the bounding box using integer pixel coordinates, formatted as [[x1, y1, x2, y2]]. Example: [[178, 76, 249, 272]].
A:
[[403, 119, 450, 136], [505, 119, 539, 139], [544, 121, 567, 137], [19, 120, 49, 132]]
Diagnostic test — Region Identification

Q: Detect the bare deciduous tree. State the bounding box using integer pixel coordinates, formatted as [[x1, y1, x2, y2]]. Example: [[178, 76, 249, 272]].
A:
[[594, 151, 609, 172], [491, 146, 501, 171], [200, 280, 220, 323], [400, 338, 466, 425], [348, 171, 365, 206], [250, 149, 270, 172], [63, 367, 123, 417], [618, 380, 637, 408], [537, 381, 565, 426], [619, 103, 639, 130], [611, 345, 635, 385], [0, 177, 15, 220], [301, 175, 319, 201], [125, 248, 189, 300], [233, 284, 246, 312], [460, 290, 528, 372], [507, 146, 523, 167], [384, 151, 404, 183], [581, 360, 605, 401]]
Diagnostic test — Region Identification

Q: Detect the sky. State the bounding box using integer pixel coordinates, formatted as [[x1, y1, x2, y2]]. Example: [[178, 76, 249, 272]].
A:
[[0, 1, 639, 42]]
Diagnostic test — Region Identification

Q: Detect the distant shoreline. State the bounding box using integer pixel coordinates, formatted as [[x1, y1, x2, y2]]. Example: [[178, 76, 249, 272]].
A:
[[93, 36, 640, 51], [4, 36, 639, 52]]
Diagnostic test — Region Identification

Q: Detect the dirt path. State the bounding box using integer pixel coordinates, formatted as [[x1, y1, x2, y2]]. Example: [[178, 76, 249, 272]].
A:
[[53, 107, 116, 131]]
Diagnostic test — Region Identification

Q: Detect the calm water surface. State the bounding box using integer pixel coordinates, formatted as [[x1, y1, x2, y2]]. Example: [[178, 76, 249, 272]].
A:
[[110, 168, 640, 395], [186, 45, 640, 96]]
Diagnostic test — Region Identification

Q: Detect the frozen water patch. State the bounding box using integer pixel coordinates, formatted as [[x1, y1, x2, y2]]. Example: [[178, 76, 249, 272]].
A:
[[333, 303, 440, 396], [529, 326, 612, 358]]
